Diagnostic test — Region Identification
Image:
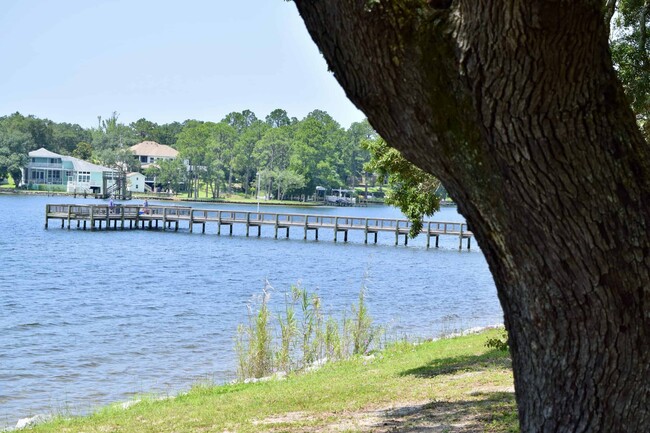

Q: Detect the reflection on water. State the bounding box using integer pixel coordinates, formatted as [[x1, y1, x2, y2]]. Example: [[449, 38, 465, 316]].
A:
[[0, 195, 501, 427]]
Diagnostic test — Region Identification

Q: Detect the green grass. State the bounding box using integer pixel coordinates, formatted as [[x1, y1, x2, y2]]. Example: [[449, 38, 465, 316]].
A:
[[24, 329, 517, 433], [0, 174, 16, 188]]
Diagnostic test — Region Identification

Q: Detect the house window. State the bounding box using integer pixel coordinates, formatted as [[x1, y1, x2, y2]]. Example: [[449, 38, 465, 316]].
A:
[[78, 172, 90, 183], [32, 170, 45, 182], [140, 156, 147, 163]]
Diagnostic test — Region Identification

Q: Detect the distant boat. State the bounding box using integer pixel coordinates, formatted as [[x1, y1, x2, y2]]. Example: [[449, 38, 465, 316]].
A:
[[325, 188, 356, 206]]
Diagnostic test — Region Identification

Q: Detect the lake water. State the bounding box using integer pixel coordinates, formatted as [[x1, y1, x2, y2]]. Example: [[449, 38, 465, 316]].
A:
[[0, 194, 501, 428]]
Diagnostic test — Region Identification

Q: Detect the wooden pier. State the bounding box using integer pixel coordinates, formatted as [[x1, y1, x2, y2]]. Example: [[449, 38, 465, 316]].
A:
[[45, 204, 473, 249]]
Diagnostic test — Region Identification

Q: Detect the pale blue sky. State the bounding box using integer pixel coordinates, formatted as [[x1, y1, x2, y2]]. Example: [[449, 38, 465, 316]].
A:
[[0, 1, 365, 128]]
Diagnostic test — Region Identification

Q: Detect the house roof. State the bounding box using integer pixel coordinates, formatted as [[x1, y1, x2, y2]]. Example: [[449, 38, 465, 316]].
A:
[[30, 147, 62, 158], [28, 148, 116, 173], [71, 158, 114, 172], [127, 172, 144, 177], [130, 141, 178, 158]]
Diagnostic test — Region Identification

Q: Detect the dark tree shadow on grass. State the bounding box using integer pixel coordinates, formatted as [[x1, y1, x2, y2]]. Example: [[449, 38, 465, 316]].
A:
[[400, 349, 511, 378], [373, 392, 518, 433], [372, 349, 518, 432]]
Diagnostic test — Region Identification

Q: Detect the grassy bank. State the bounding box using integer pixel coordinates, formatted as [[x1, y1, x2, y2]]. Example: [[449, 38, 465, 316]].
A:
[[23, 329, 516, 433]]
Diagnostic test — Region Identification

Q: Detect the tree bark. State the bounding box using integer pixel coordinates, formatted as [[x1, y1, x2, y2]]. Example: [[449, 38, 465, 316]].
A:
[[294, 1, 650, 431]]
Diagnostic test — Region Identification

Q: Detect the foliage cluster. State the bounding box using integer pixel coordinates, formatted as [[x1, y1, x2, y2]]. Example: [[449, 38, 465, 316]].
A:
[[0, 109, 379, 200], [235, 283, 383, 380], [610, 0, 650, 139], [363, 138, 442, 237]]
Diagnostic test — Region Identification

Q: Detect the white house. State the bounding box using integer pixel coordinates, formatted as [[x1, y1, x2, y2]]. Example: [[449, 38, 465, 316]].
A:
[[127, 172, 146, 193]]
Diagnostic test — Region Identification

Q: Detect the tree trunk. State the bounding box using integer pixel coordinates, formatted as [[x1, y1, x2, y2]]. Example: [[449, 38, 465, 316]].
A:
[[294, 1, 650, 431]]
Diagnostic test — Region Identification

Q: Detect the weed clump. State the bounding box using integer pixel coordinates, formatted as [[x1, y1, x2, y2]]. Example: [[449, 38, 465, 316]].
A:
[[485, 330, 509, 352], [235, 282, 383, 380]]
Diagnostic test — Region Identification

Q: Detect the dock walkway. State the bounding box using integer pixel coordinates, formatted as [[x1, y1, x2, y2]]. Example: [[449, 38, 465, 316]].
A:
[[45, 204, 473, 249]]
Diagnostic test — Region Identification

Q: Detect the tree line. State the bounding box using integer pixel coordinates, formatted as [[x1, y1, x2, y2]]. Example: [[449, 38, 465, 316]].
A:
[[0, 109, 379, 199]]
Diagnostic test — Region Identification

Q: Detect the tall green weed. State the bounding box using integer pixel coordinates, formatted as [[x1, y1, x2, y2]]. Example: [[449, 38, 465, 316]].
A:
[[235, 282, 383, 381]]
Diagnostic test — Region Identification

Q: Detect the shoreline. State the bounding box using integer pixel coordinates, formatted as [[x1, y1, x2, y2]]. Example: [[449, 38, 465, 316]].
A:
[[0, 187, 390, 208], [0, 187, 456, 209], [3, 323, 504, 432]]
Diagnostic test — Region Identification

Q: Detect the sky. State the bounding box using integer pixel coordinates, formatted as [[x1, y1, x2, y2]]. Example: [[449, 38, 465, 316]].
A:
[[0, 0, 366, 129]]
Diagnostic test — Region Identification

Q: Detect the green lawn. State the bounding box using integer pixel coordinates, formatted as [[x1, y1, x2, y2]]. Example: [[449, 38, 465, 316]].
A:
[[0, 174, 16, 188], [25, 329, 517, 433]]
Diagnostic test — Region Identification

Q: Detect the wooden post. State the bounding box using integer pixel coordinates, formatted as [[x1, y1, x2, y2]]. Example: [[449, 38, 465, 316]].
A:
[[218, 210, 222, 235], [90, 206, 95, 231], [364, 218, 368, 243], [459, 224, 464, 250], [246, 212, 250, 237], [120, 206, 125, 230], [304, 216, 308, 240], [189, 210, 194, 233], [426, 221, 431, 248], [334, 217, 339, 242], [274, 214, 279, 239], [163, 207, 168, 231], [67, 205, 72, 229], [45, 205, 49, 229], [395, 222, 399, 246]]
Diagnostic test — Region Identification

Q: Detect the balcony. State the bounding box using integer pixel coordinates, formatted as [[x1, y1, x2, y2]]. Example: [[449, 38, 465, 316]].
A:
[[29, 162, 63, 169]]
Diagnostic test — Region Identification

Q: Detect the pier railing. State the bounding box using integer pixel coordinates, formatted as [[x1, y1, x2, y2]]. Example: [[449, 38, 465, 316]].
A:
[[45, 204, 473, 249]]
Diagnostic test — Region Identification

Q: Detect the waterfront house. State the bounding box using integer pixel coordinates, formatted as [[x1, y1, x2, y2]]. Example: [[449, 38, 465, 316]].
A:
[[129, 141, 178, 167], [127, 172, 146, 193], [129, 141, 179, 191], [23, 148, 119, 194]]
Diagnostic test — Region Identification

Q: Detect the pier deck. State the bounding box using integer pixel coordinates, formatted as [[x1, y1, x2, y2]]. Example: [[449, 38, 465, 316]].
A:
[[45, 204, 473, 249]]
